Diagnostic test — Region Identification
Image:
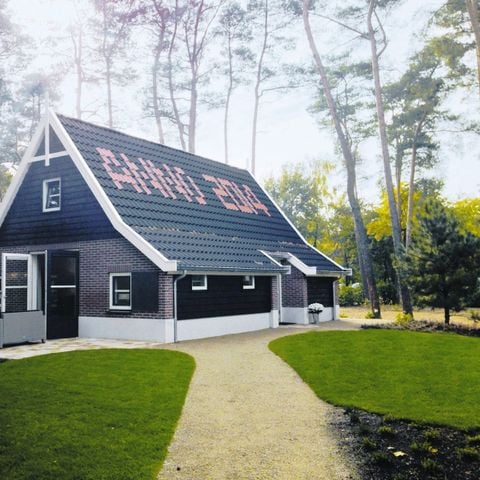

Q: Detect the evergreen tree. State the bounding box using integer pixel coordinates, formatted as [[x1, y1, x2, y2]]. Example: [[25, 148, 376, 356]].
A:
[[406, 200, 480, 324]]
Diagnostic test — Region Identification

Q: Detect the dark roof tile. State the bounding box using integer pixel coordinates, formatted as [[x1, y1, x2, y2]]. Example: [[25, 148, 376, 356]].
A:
[[58, 114, 343, 274]]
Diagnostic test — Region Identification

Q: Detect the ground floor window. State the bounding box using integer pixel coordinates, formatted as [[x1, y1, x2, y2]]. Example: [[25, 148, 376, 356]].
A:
[[242, 275, 255, 289], [110, 273, 131, 310], [191, 275, 207, 291]]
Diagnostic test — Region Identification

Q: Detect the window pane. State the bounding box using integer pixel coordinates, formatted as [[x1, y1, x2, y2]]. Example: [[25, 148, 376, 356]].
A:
[[45, 180, 61, 210], [5, 288, 28, 312], [50, 256, 76, 286], [48, 183, 60, 196], [114, 276, 130, 291], [243, 275, 254, 287], [46, 195, 60, 209], [112, 275, 131, 307], [6, 260, 28, 287], [192, 275, 206, 287], [114, 291, 130, 306]]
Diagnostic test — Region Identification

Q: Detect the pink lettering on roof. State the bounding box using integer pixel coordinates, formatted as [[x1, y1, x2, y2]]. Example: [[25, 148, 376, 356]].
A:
[[203, 175, 239, 212], [96, 147, 270, 216]]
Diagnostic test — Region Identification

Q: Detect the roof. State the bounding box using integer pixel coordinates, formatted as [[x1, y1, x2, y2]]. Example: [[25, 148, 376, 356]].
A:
[[5, 111, 346, 275]]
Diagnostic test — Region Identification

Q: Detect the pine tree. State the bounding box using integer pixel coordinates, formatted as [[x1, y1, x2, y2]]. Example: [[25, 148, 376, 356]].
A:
[[406, 200, 480, 324]]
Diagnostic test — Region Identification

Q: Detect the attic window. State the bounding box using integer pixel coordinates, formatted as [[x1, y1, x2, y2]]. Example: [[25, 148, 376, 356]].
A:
[[192, 275, 207, 291], [43, 178, 61, 212], [242, 275, 255, 290]]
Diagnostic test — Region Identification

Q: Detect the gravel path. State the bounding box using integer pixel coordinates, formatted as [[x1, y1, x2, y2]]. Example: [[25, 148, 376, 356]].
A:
[[159, 325, 360, 480]]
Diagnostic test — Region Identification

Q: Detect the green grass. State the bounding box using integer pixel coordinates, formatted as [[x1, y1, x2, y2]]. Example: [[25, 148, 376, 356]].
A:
[[0, 349, 195, 480], [269, 330, 480, 429]]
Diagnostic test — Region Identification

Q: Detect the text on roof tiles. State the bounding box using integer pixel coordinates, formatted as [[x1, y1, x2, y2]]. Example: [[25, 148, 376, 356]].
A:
[[96, 147, 271, 217]]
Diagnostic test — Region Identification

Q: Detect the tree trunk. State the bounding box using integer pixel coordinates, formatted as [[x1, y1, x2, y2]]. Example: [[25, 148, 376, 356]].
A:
[[466, 0, 480, 97], [168, 2, 186, 151], [188, 75, 197, 154], [367, 0, 412, 315], [74, 27, 83, 119], [444, 306, 450, 325], [303, 0, 381, 318], [152, 43, 165, 144], [251, 0, 269, 175], [224, 33, 234, 164], [106, 59, 113, 128], [405, 143, 417, 250]]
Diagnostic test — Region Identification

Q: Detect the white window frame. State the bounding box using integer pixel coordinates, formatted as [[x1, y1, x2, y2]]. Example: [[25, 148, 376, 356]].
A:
[[191, 275, 207, 291], [43, 177, 61, 212], [109, 273, 132, 310], [242, 275, 255, 290]]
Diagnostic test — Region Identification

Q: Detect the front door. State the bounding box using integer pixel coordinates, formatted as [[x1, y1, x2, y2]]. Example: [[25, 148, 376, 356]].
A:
[[47, 250, 79, 339]]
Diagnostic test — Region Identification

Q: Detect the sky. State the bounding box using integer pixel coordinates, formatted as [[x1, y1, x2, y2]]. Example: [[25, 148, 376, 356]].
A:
[[8, 0, 480, 204]]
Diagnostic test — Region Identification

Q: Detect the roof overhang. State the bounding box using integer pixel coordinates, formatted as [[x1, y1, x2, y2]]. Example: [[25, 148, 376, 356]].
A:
[[267, 251, 351, 278]]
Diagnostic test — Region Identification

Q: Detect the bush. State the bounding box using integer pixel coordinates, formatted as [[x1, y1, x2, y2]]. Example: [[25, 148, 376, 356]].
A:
[[395, 312, 414, 327], [470, 310, 480, 322], [339, 283, 364, 306]]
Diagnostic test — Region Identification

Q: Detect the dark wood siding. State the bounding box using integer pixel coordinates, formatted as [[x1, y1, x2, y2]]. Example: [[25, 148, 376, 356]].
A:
[[35, 127, 65, 156], [177, 275, 271, 320], [0, 156, 120, 246], [307, 277, 334, 307]]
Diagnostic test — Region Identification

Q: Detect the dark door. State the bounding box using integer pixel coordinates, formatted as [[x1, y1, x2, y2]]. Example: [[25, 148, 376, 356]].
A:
[[47, 250, 79, 339]]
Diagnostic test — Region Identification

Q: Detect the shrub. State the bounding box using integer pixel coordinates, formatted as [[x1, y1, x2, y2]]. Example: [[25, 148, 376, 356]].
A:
[[339, 283, 364, 306], [362, 437, 377, 451], [420, 458, 442, 473], [378, 425, 395, 436], [395, 312, 414, 327], [371, 451, 392, 465], [456, 446, 480, 461], [467, 434, 480, 445], [410, 440, 437, 454], [470, 310, 480, 322], [423, 428, 440, 442]]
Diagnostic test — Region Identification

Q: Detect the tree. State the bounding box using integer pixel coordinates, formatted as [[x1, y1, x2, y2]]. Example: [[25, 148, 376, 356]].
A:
[[300, 0, 381, 317], [264, 161, 333, 246], [248, 0, 292, 174], [182, 0, 224, 153], [142, 0, 174, 144], [91, 0, 141, 127], [431, 0, 480, 95], [366, 0, 413, 315], [406, 200, 480, 324], [216, 2, 252, 164], [383, 45, 451, 249]]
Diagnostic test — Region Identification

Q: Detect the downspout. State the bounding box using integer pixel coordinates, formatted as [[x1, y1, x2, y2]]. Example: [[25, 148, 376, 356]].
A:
[[277, 273, 283, 324], [173, 271, 187, 343]]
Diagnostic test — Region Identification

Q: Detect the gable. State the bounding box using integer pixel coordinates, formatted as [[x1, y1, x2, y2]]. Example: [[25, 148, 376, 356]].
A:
[[58, 115, 343, 273], [0, 154, 119, 246]]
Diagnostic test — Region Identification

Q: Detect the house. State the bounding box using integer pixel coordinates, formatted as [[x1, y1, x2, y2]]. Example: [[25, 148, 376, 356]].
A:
[[0, 110, 349, 347]]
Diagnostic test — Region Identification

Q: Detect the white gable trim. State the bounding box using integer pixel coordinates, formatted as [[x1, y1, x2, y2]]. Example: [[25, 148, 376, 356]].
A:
[[0, 110, 177, 272], [250, 171, 347, 273], [0, 115, 47, 227], [49, 111, 178, 272]]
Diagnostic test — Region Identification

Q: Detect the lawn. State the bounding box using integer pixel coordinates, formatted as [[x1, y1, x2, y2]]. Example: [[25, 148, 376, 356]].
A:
[[270, 330, 480, 429], [0, 349, 195, 480]]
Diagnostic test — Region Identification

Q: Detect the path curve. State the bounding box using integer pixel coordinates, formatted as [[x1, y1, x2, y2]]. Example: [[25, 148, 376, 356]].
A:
[[160, 325, 360, 480]]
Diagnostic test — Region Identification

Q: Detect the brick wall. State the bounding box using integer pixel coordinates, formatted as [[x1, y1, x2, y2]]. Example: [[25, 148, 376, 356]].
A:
[[0, 237, 174, 319], [281, 263, 307, 308], [271, 275, 279, 310]]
